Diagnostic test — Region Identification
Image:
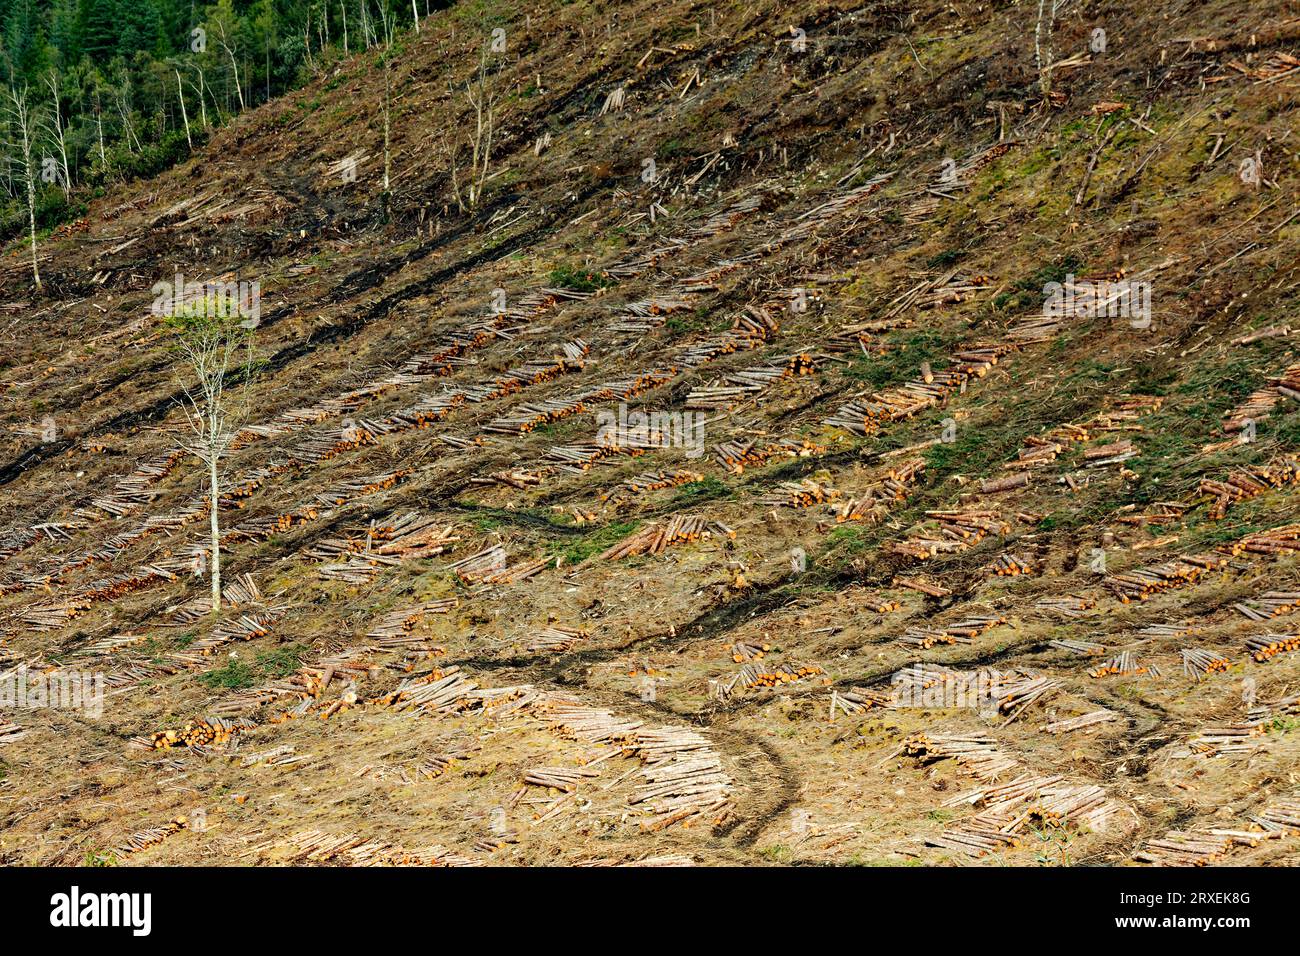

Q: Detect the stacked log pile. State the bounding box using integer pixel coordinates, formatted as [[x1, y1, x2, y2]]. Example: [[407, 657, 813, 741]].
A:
[[1234, 590, 1300, 621], [1181, 648, 1231, 677], [524, 765, 602, 793], [727, 641, 768, 662], [1003, 424, 1090, 470], [265, 829, 481, 866], [987, 553, 1036, 576], [630, 727, 733, 831], [167, 605, 288, 663], [601, 470, 703, 502], [1134, 793, 1300, 866], [1073, 438, 1137, 470], [76, 449, 186, 521], [1138, 621, 1202, 641], [1049, 638, 1106, 655], [1104, 553, 1229, 602], [1246, 632, 1300, 663], [1228, 523, 1300, 557], [313, 469, 410, 507], [835, 459, 925, 523], [165, 573, 263, 625], [684, 353, 816, 411], [1199, 457, 1300, 519], [762, 479, 840, 509], [1034, 594, 1098, 617], [823, 344, 1011, 436], [609, 296, 693, 334], [147, 716, 258, 750], [524, 626, 589, 653], [1044, 710, 1118, 734], [901, 731, 1019, 780], [545, 442, 644, 473], [364, 601, 456, 641], [1221, 360, 1300, 435], [892, 510, 1009, 560], [115, 818, 188, 857], [221, 509, 316, 546], [1184, 720, 1270, 758], [828, 686, 893, 717], [995, 673, 1062, 723], [311, 515, 461, 580], [484, 339, 589, 400], [859, 593, 902, 613], [724, 660, 824, 693], [532, 696, 733, 830], [378, 666, 483, 715], [484, 395, 589, 434], [597, 515, 732, 561], [713, 437, 827, 473], [894, 576, 952, 598], [928, 767, 1120, 858], [762, 173, 893, 249], [1089, 651, 1162, 678]]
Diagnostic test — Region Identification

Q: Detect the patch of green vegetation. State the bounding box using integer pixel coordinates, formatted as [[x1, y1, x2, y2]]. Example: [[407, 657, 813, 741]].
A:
[[665, 311, 709, 336], [547, 264, 613, 293], [844, 329, 948, 389], [198, 659, 258, 690], [923, 419, 1014, 479], [760, 844, 794, 863], [993, 255, 1087, 313], [926, 249, 962, 269], [551, 520, 641, 566], [83, 851, 118, 867], [256, 644, 306, 678], [670, 475, 733, 507], [1270, 408, 1300, 448]]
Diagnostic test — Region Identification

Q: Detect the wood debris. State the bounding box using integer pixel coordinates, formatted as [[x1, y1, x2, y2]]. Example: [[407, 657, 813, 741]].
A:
[[524, 626, 588, 653], [1044, 710, 1118, 734], [1234, 590, 1300, 621], [597, 515, 731, 561]]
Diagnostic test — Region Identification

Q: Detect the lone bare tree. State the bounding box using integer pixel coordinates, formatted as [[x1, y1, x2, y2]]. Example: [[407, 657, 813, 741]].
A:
[[451, 47, 498, 211], [165, 294, 256, 614]]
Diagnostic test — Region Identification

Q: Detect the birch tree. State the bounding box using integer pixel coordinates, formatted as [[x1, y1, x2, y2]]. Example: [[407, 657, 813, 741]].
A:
[[166, 303, 255, 615], [5, 84, 41, 289], [42, 72, 72, 196], [452, 47, 497, 211]]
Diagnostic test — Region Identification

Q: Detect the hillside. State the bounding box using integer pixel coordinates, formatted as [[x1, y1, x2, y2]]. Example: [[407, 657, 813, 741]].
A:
[[2, 0, 1300, 867]]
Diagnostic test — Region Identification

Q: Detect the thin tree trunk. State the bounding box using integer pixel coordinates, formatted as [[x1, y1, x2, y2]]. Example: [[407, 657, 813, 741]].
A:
[[176, 70, 193, 148], [208, 434, 221, 611], [96, 107, 106, 164], [26, 179, 40, 289]]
